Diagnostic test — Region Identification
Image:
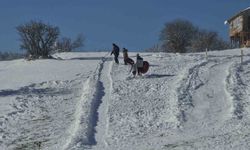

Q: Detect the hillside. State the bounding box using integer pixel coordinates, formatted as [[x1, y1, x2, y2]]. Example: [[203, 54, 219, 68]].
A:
[[0, 49, 250, 150]]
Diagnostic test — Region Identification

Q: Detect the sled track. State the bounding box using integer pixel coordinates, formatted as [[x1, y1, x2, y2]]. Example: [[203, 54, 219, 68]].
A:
[[176, 57, 233, 125], [63, 57, 108, 149], [176, 56, 238, 124], [86, 58, 106, 145], [176, 61, 208, 124], [103, 61, 113, 147], [226, 59, 250, 119]]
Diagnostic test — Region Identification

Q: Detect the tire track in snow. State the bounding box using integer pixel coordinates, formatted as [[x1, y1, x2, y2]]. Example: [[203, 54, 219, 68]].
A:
[[176, 61, 208, 125]]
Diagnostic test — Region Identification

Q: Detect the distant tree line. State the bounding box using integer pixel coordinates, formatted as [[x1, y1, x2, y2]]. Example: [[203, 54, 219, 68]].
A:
[[0, 52, 24, 61], [16, 20, 84, 60], [16, 19, 229, 57], [155, 19, 230, 53]]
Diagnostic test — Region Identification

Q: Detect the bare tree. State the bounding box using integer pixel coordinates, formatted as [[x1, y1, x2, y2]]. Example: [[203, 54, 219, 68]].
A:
[[16, 20, 60, 59], [160, 19, 197, 53], [190, 30, 217, 52], [211, 37, 231, 50], [55, 34, 84, 52], [72, 34, 85, 50], [160, 19, 230, 53], [190, 29, 231, 52], [144, 44, 163, 52]]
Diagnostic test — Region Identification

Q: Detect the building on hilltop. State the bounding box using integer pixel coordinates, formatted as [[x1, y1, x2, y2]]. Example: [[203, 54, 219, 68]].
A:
[[225, 7, 250, 48]]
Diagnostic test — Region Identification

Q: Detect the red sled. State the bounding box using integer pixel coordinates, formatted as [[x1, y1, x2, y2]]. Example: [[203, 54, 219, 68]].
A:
[[141, 61, 149, 74]]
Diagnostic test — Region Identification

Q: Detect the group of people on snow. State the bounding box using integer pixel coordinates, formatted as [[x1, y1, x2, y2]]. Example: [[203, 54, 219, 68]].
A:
[[110, 43, 145, 76]]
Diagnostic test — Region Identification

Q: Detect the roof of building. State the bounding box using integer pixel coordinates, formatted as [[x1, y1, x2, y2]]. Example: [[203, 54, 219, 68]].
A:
[[226, 7, 250, 24]]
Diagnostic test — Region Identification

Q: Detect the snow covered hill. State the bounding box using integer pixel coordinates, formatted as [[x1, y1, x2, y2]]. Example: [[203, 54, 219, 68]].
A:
[[0, 49, 250, 150]]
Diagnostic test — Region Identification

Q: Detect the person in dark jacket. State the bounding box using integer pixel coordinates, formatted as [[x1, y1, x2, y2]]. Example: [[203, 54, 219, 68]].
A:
[[136, 53, 143, 75], [111, 43, 120, 64]]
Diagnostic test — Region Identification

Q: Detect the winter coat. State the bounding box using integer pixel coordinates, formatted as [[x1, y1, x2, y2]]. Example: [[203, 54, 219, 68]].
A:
[[111, 44, 120, 56], [123, 49, 128, 59], [136, 55, 143, 68]]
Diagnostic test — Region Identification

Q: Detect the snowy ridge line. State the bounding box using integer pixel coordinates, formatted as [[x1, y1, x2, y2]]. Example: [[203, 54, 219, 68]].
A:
[[226, 59, 250, 119], [63, 56, 108, 149], [176, 60, 208, 125]]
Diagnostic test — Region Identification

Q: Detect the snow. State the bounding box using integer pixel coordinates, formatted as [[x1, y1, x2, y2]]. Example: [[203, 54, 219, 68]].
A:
[[243, 7, 250, 12], [1, 49, 250, 150]]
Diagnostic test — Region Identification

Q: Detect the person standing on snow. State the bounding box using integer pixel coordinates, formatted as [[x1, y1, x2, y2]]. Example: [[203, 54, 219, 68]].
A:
[[122, 48, 134, 65], [136, 53, 143, 75], [111, 43, 120, 64], [123, 48, 129, 65]]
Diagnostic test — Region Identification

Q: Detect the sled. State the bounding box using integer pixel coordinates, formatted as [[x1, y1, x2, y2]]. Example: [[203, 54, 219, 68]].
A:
[[130, 61, 149, 76], [141, 61, 149, 74]]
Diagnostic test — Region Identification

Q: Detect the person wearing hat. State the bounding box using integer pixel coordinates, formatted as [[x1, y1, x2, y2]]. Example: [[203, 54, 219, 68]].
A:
[[111, 43, 120, 64]]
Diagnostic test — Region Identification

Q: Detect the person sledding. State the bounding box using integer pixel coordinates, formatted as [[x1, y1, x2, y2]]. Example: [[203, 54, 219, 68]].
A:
[[122, 48, 134, 65], [111, 43, 120, 64], [130, 53, 150, 77]]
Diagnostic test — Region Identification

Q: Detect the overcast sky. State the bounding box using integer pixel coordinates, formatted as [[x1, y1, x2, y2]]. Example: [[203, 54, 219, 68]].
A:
[[0, 0, 249, 52]]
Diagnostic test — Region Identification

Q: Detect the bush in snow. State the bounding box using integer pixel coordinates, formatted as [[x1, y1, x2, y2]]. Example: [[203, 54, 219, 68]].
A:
[[16, 20, 60, 59]]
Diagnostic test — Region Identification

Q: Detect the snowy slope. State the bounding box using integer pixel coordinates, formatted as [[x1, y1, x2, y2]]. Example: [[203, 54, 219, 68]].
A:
[[1, 49, 250, 150]]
